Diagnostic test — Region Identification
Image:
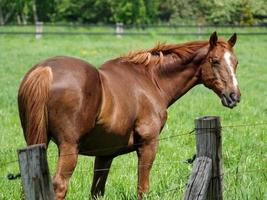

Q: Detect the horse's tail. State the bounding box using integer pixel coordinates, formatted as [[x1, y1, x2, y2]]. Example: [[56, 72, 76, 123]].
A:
[[18, 66, 53, 145]]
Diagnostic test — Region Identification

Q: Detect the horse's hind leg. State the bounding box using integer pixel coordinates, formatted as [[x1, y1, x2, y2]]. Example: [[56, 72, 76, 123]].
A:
[[53, 143, 78, 200], [91, 156, 113, 199]]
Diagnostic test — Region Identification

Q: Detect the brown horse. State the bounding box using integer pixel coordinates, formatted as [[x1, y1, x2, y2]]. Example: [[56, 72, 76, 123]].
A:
[[18, 32, 240, 199]]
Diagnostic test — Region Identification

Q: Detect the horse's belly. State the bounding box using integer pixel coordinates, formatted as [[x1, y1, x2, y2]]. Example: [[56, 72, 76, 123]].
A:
[[79, 124, 135, 156]]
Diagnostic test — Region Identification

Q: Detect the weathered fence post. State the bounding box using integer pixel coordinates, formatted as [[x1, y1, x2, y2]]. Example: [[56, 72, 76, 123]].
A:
[[35, 21, 43, 39], [116, 22, 123, 38], [184, 116, 223, 200], [184, 156, 212, 200], [197, 24, 203, 39], [195, 116, 223, 200], [18, 144, 55, 200]]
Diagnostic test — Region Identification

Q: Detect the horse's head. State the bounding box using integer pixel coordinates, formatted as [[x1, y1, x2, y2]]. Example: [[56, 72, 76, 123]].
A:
[[200, 32, 241, 108]]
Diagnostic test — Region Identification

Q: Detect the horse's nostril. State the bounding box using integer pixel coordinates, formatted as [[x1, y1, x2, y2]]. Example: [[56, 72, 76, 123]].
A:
[[230, 92, 237, 101]]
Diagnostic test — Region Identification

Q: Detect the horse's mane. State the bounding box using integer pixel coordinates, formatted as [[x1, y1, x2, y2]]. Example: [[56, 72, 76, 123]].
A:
[[120, 41, 210, 67]]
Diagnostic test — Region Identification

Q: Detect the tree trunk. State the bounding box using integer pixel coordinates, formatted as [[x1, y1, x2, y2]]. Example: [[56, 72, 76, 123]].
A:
[[17, 14, 21, 24], [0, 6, 4, 25], [32, 0, 38, 23]]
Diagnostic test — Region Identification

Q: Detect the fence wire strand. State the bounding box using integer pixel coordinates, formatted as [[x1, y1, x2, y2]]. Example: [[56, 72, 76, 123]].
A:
[[0, 119, 266, 198], [1, 121, 266, 154], [0, 121, 266, 168]]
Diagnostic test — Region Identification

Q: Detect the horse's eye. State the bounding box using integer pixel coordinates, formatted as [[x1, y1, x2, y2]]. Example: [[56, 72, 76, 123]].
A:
[[211, 58, 220, 66]]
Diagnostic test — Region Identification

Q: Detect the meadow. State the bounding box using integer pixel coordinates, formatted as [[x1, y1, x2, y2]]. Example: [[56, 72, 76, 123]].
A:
[[0, 28, 266, 199]]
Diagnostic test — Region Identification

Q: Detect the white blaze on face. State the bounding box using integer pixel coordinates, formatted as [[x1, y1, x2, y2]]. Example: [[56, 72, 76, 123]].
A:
[[224, 51, 238, 89]]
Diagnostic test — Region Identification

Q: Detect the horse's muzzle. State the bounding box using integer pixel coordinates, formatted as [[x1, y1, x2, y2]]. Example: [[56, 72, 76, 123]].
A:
[[221, 91, 240, 109]]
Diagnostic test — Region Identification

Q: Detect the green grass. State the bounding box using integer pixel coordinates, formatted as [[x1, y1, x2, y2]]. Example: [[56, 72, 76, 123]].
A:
[[0, 29, 266, 199]]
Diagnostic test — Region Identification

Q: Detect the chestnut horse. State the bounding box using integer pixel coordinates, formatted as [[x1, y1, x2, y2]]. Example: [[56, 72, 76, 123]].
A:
[[18, 32, 240, 199]]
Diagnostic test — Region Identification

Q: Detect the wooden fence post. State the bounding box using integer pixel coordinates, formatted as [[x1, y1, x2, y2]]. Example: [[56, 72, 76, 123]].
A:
[[18, 144, 55, 200], [116, 22, 123, 38], [184, 156, 212, 200], [197, 24, 203, 39], [184, 116, 223, 200], [196, 116, 223, 200], [36, 21, 43, 39]]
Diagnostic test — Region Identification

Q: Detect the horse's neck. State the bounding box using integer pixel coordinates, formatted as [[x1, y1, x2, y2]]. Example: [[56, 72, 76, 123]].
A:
[[153, 52, 205, 107]]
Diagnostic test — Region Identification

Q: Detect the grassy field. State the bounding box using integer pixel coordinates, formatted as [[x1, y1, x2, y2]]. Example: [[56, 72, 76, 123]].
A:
[[0, 29, 266, 199]]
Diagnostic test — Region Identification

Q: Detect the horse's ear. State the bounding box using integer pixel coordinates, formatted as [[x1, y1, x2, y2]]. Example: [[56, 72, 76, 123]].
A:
[[228, 33, 237, 47], [209, 31, 218, 49]]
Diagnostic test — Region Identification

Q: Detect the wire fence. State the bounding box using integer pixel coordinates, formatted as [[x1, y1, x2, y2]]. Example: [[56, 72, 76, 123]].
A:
[[2, 23, 267, 28], [0, 122, 266, 169], [0, 23, 267, 36], [0, 122, 266, 198]]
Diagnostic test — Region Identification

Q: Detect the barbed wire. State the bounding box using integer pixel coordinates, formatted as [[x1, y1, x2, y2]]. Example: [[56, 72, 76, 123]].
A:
[[223, 122, 267, 128], [1, 121, 266, 153], [0, 148, 266, 198], [0, 122, 266, 171], [1, 158, 266, 180], [57, 166, 267, 177], [45, 129, 195, 159], [0, 128, 195, 171], [1, 167, 266, 200]]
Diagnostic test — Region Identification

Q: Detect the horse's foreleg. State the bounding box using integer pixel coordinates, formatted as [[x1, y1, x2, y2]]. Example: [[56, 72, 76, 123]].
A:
[[136, 138, 158, 200], [91, 156, 113, 199], [53, 143, 78, 200]]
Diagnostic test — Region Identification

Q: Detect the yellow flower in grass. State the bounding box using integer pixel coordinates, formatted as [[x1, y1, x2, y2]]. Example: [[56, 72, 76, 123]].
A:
[[80, 48, 88, 56]]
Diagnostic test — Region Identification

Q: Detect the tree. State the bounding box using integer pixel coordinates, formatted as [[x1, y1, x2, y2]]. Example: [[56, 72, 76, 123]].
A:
[[36, 0, 56, 22], [111, 0, 149, 25], [0, 0, 17, 25], [144, 0, 159, 23], [0, 0, 266, 25]]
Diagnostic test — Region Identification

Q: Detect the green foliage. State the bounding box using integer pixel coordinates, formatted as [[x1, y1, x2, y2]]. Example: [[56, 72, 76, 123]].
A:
[[161, 0, 267, 25], [36, 0, 56, 22], [0, 0, 17, 24], [0, 0, 266, 25], [49, 0, 159, 25], [111, 0, 149, 25], [167, 0, 198, 24], [68, 0, 112, 23], [203, 0, 256, 25], [144, 0, 159, 23]]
